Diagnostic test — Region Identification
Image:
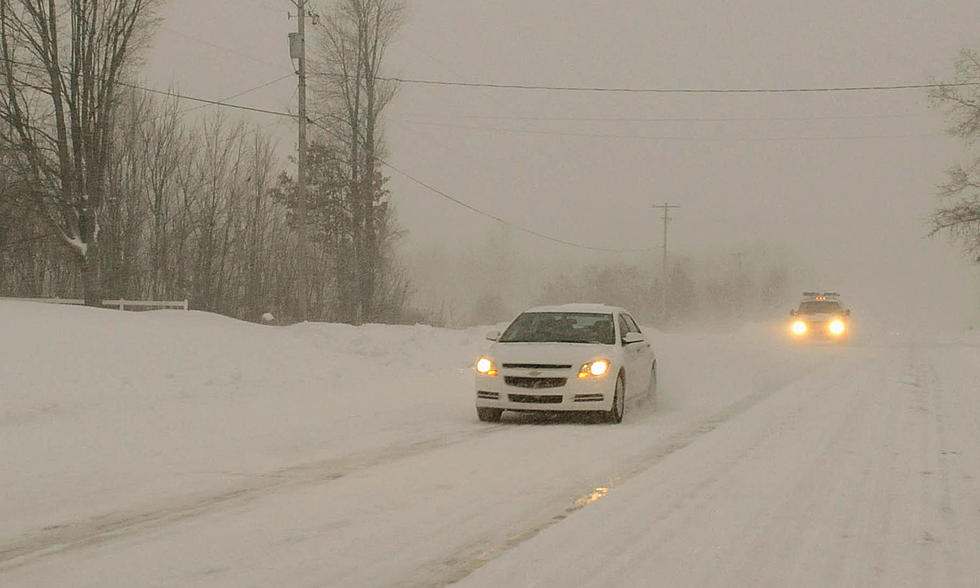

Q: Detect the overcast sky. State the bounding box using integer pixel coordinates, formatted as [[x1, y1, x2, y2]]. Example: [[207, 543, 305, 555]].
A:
[[147, 0, 980, 327]]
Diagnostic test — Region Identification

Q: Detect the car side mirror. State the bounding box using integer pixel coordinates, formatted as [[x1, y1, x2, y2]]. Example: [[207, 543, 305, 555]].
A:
[[844, 309, 851, 316], [790, 309, 796, 316], [486, 330, 500, 341], [623, 332, 645, 345]]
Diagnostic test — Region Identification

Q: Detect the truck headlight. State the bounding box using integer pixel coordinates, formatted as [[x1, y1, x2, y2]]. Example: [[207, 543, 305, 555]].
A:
[[829, 319, 845, 336], [791, 320, 807, 335]]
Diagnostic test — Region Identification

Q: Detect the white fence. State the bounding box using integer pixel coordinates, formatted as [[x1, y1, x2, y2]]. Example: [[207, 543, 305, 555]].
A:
[[0, 297, 189, 310]]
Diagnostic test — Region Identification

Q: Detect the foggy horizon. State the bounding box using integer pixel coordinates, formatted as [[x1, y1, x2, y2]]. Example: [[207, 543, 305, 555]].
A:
[[143, 0, 980, 329]]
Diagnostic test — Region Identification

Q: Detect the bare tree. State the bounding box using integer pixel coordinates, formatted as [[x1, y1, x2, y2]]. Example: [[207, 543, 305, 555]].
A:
[[0, 0, 159, 304], [930, 49, 980, 262], [316, 0, 404, 323]]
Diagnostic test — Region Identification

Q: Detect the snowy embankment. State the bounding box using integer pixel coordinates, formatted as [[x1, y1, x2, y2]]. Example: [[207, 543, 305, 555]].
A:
[[0, 301, 484, 541], [2, 301, 977, 587]]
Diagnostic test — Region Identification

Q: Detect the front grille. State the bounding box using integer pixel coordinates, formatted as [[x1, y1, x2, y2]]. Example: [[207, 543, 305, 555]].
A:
[[508, 394, 563, 404], [504, 376, 567, 389], [476, 391, 499, 400], [501, 363, 572, 370], [574, 394, 605, 402]]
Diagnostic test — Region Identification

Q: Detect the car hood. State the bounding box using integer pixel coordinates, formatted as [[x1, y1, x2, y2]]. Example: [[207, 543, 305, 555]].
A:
[[489, 342, 614, 365]]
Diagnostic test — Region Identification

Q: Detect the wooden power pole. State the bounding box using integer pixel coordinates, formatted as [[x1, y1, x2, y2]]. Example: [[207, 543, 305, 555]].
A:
[[289, 0, 310, 320], [652, 203, 680, 321]]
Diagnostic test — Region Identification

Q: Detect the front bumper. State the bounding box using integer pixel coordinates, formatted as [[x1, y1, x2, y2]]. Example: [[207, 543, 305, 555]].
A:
[[474, 367, 615, 412]]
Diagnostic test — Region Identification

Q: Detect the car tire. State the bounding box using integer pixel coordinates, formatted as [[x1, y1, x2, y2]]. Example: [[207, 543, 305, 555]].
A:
[[477, 407, 503, 423], [604, 373, 625, 424]]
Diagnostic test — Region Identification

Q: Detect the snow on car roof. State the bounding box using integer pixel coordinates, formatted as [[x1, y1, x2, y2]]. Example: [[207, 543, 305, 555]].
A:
[[522, 303, 625, 314]]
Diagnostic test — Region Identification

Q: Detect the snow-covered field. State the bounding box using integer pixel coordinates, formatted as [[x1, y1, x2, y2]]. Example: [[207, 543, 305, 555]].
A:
[[1, 300, 978, 587]]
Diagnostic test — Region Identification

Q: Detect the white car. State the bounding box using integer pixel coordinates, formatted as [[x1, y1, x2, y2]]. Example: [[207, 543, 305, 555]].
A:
[[474, 303, 657, 423]]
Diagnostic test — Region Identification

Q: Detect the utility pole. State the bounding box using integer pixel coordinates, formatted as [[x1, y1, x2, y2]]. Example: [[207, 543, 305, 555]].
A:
[[652, 203, 680, 322], [733, 250, 744, 274], [289, 0, 310, 320]]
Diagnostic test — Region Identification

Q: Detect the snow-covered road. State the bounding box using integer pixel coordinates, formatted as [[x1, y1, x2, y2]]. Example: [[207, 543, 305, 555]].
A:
[[462, 342, 980, 588], [1, 302, 978, 587]]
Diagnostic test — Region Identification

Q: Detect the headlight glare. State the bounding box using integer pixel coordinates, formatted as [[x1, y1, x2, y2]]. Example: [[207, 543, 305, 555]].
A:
[[791, 320, 807, 335], [829, 319, 845, 335], [475, 357, 497, 376], [578, 359, 610, 378]]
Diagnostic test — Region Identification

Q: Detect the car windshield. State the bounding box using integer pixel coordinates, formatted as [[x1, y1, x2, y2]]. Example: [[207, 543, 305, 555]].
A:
[[499, 312, 615, 344], [798, 301, 842, 314]]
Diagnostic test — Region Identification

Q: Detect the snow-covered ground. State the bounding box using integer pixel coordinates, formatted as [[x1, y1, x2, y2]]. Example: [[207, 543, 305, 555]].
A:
[[1, 300, 978, 586]]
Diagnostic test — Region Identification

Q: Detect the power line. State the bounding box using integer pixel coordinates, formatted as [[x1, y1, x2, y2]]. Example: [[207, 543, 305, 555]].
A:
[[118, 79, 297, 118], [0, 55, 298, 120], [373, 75, 978, 94], [158, 26, 291, 71], [380, 156, 656, 253], [390, 118, 942, 142], [170, 73, 295, 119], [306, 117, 654, 253], [394, 111, 936, 123]]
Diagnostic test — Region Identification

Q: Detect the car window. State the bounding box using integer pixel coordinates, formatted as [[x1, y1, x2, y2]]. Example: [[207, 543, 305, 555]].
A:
[[499, 312, 615, 344], [798, 301, 842, 314], [623, 313, 641, 333], [618, 314, 632, 342]]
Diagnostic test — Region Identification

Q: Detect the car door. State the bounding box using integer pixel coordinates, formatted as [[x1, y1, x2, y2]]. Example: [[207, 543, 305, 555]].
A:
[[622, 312, 653, 394], [617, 312, 646, 397]]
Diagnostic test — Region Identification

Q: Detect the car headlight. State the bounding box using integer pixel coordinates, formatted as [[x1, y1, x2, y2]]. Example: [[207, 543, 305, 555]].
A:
[[578, 359, 610, 379], [791, 320, 807, 335], [475, 356, 498, 376], [829, 319, 845, 336]]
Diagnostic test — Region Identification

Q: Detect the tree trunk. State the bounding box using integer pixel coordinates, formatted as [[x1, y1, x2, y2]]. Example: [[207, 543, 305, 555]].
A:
[[83, 242, 102, 306]]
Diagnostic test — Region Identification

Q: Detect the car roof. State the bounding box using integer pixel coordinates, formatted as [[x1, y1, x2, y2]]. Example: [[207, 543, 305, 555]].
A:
[[521, 303, 626, 315]]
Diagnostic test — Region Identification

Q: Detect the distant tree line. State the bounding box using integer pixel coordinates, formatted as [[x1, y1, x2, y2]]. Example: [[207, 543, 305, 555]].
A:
[[525, 257, 789, 329], [0, 0, 411, 324], [410, 235, 792, 329]]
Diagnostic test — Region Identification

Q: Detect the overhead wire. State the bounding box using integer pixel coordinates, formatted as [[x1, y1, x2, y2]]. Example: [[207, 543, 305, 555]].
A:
[[388, 112, 931, 123], [392, 111, 938, 123], [4, 44, 963, 251], [166, 73, 295, 121], [390, 118, 943, 142], [307, 35, 657, 252], [0, 55, 298, 120], [371, 75, 978, 94], [158, 26, 291, 71], [306, 113, 656, 253]]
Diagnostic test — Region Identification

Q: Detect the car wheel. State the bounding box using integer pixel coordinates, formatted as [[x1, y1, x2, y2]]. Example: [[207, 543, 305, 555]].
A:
[[477, 407, 503, 423], [604, 373, 625, 424]]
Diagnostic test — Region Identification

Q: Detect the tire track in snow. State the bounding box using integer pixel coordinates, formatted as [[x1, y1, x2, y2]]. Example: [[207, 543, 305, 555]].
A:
[[406, 354, 867, 587], [722, 353, 891, 587], [919, 349, 963, 587], [0, 425, 508, 572]]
